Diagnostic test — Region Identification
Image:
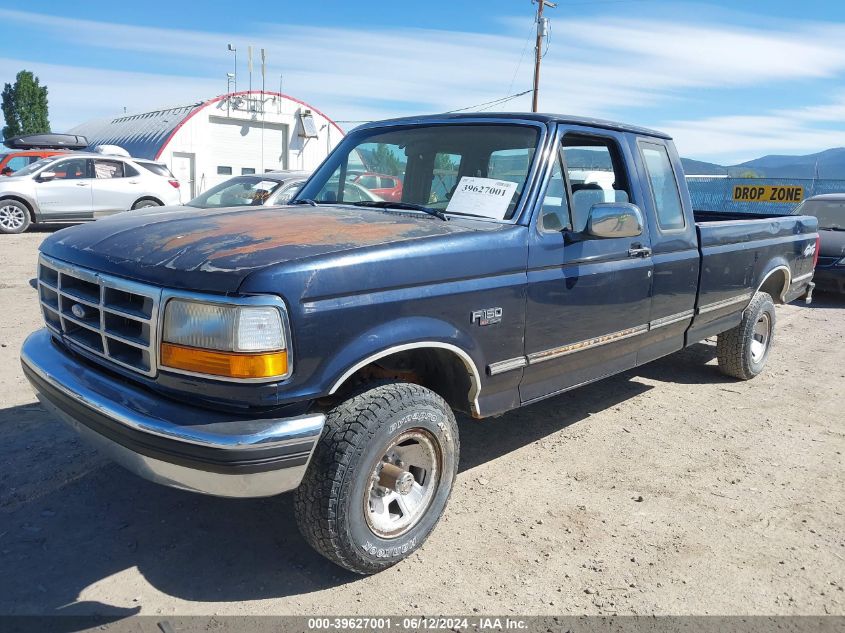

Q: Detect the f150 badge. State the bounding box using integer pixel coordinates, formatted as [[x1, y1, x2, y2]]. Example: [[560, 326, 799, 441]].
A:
[[471, 307, 503, 326]]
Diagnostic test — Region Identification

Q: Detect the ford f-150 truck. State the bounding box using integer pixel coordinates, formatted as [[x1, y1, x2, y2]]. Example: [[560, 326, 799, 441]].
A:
[[20, 113, 818, 574]]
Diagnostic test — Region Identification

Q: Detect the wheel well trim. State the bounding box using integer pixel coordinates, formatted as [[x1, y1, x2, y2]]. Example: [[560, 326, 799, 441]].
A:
[[0, 194, 38, 222], [327, 341, 482, 417], [754, 264, 791, 304]]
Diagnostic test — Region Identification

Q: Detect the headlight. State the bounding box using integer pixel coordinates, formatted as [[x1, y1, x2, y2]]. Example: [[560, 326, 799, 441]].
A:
[[837, 257, 845, 267], [160, 299, 290, 380]]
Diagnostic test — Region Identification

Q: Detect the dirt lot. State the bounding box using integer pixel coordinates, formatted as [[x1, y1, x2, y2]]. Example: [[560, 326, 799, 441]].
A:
[[0, 227, 842, 617]]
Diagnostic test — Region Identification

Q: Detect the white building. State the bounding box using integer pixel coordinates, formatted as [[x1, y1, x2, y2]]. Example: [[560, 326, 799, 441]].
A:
[[70, 91, 343, 198]]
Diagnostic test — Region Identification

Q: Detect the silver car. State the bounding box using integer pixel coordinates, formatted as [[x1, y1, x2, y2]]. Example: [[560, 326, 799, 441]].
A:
[[186, 171, 311, 209], [0, 153, 182, 234]]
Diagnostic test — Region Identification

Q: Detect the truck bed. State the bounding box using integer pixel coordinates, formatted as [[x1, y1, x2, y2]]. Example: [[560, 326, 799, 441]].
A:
[[688, 211, 817, 343]]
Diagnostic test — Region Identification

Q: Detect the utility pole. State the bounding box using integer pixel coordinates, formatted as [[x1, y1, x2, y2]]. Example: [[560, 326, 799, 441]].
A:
[[532, 0, 556, 112]]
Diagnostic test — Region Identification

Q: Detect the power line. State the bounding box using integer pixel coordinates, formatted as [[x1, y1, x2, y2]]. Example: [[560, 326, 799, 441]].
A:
[[333, 89, 533, 127], [446, 89, 533, 113], [507, 18, 537, 98]]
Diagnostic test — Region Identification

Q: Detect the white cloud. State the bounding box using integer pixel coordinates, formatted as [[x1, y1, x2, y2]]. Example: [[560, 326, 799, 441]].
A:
[[665, 97, 845, 164], [0, 58, 221, 132], [2, 8, 845, 162]]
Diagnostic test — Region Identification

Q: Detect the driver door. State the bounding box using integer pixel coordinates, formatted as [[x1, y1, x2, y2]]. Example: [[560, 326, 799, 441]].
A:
[[520, 128, 653, 403], [34, 157, 94, 220]]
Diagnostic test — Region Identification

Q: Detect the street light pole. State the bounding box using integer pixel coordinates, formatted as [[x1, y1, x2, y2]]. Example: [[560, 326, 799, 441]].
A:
[[226, 73, 235, 115], [227, 44, 237, 93], [532, 0, 556, 113]]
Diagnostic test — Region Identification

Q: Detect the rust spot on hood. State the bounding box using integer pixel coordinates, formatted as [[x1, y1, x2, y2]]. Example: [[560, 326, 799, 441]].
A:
[[48, 205, 473, 278], [158, 209, 436, 261]]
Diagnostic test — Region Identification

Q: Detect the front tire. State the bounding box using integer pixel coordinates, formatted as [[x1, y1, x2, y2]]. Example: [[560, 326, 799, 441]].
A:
[[0, 200, 31, 234], [131, 198, 161, 210], [294, 382, 459, 574], [717, 291, 776, 380]]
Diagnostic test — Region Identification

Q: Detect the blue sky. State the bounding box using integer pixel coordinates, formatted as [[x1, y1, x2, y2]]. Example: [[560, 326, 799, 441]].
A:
[[2, 0, 845, 163]]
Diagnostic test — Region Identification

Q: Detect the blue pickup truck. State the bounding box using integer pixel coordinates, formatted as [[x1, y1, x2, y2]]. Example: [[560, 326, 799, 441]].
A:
[[21, 113, 818, 574]]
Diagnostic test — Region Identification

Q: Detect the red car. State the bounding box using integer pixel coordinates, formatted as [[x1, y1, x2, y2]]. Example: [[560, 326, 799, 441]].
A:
[[0, 149, 68, 175], [353, 172, 403, 202]]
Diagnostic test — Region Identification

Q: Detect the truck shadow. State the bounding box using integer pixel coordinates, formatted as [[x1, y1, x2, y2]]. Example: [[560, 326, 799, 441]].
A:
[[29, 223, 79, 233], [804, 290, 845, 309], [0, 345, 722, 617]]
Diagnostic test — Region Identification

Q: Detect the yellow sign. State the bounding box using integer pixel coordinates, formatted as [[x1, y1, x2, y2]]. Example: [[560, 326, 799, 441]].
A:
[[732, 185, 804, 203]]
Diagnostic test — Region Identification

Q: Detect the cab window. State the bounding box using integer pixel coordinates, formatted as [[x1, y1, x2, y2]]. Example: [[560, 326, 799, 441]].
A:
[[562, 135, 631, 232], [50, 158, 90, 180], [5, 156, 29, 171]]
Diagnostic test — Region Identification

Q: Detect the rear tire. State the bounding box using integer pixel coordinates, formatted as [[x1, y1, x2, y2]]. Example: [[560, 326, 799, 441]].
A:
[[131, 198, 161, 210], [717, 291, 776, 380], [294, 381, 459, 574], [0, 200, 31, 234]]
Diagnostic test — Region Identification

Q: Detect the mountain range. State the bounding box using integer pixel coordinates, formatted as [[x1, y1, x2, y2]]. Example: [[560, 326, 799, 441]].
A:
[[680, 148, 845, 179]]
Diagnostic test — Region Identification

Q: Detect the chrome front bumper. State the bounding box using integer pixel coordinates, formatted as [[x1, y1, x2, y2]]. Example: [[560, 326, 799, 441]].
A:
[[20, 329, 325, 498]]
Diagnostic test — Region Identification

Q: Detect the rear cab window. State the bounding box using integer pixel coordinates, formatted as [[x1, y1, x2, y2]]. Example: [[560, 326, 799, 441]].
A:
[[639, 142, 685, 231]]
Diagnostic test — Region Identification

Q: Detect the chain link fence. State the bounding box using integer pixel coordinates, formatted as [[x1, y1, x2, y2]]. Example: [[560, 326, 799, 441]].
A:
[[686, 177, 845, 214]]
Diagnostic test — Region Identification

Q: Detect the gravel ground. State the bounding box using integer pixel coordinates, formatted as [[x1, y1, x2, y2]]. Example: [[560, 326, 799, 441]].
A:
[[0, 227, 842, 617]]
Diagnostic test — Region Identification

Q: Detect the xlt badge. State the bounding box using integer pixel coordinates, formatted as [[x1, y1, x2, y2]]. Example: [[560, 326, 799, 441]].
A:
[[471, 307, 502, 326]]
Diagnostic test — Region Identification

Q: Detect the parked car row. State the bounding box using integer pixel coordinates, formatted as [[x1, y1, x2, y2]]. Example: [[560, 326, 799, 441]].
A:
[[5, 137, 839, 300]]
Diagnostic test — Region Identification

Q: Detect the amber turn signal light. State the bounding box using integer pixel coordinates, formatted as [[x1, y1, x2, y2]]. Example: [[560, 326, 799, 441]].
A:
[[160, 342, 288, 379]]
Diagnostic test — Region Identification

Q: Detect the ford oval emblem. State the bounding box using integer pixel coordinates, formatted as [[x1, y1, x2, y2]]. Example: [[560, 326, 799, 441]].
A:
[[71, 303, 88, 319]]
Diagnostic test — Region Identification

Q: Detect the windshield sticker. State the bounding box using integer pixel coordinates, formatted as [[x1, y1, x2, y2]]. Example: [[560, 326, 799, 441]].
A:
[[446, 177, 518, 220]]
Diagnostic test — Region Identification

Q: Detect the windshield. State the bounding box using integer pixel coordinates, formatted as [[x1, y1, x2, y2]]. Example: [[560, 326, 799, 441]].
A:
[[12, 156, 60, 177], [188, 176, 283, 208], [795, 199, 845, 230], [295, 123, 541, 220]]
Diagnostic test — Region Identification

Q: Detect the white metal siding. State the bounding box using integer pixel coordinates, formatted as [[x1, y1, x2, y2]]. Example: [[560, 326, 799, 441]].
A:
[[154, 92, 343, 195], [206, 117, 288, 181]]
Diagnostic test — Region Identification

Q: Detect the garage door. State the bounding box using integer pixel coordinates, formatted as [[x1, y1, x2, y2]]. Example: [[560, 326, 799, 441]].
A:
[[207, 116, 289, 183]]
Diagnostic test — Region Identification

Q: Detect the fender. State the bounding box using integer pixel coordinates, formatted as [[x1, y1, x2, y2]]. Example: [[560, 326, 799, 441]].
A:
[[321, 316, 483, 416], [0, 192, 40, 222], [752, 261, 791, 304]]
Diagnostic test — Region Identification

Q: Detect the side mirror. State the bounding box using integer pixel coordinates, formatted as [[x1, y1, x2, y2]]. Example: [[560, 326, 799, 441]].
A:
[[584, 203, 643, 239], [38, 171, 57, 181]]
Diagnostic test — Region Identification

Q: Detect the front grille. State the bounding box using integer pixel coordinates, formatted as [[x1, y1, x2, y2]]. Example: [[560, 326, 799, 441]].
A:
[[816, 256, 839, 268], [38, 254, 161, 376]]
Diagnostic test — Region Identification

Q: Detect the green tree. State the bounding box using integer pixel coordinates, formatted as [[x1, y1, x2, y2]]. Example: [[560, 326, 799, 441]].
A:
[[2, 70, 51, 140], [368, 143, 403, 176]]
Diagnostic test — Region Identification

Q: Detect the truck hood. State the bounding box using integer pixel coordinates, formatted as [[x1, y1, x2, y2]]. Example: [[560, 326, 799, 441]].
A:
[[40, 204, 475, 293]]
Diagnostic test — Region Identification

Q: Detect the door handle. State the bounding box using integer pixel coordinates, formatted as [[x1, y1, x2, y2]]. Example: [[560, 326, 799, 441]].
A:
[[128, 180, 140, 184], [627, 245, 652, 258], [75, 182, 89, 187]]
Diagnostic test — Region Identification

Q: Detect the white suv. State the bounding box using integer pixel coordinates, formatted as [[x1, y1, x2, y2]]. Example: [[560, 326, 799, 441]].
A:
[[0, 153, 182, 234]]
